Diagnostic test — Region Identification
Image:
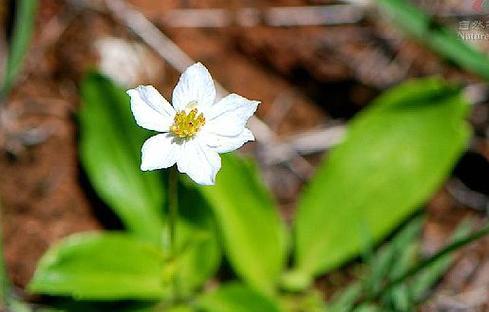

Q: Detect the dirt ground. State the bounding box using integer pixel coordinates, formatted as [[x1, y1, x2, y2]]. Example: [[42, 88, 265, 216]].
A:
[[1, 0, 489, 310]]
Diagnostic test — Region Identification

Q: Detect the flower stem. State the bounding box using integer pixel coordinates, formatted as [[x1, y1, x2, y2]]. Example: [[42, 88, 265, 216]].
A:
[[168, 166, 178, 259], [168, 166, 179, 301]]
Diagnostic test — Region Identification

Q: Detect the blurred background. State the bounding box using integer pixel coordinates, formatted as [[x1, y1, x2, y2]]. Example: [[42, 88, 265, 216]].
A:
[[1, 0, 489, 310]]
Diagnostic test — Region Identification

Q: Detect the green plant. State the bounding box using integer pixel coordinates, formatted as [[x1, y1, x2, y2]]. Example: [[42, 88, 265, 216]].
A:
[[328, 217, 474, 312], [289, 78, 470, 288], [0, 0, 38, 100], [26, 73, 478, 311], [0, 0, 487, 309], [375, 0, 489, 81]]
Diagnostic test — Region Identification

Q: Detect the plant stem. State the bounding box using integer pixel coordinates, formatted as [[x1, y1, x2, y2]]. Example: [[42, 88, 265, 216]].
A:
[[168, 166, 179, 301], [168, 166, 179, 258]]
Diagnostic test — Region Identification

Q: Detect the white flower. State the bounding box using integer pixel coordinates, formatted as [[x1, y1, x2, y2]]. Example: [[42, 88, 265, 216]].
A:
[[127, 62, 259, 185]]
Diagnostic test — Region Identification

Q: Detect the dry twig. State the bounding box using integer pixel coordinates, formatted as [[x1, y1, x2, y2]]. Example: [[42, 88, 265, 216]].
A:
[[158, 5, 364, 28]]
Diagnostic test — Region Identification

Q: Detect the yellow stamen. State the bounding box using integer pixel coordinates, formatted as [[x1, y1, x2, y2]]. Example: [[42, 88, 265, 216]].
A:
[[170, 108, 206, 138]]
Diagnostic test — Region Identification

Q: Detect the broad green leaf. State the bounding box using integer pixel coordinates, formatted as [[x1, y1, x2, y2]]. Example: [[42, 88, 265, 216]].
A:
[[165, 306, 194, 312], [0, 0, 38, 98], [197, 283, 282, 312], [36, 300, 160, 312], [79, 73, 164, 244], [293, 78, 470, 283], [28, 232, 169, 300], [376, 0, 489, 82], [199, 154, 287, 294], [79, 72, 220, 296]]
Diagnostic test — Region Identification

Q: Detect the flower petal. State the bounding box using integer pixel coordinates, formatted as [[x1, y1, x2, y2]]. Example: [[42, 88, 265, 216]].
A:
[[203, 128, 255, 153], [176, 138, 221, 185], [172, 62, 216, 112], [141, 133, 181, 171], [205, 93, 259, 137], [127, 85, 175, 132]]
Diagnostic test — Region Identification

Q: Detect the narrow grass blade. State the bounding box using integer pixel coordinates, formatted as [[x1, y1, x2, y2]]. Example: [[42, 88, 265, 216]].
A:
[[0, 0, 38, 99], [359, 221, 489, 306], [375, 0, 489, 81], [328, 283, 363, 312], [364, 217, 423, 297], [409, 220, 472, 302]]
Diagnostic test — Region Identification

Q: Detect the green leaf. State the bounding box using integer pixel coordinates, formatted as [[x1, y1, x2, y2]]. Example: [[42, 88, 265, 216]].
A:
[[280, 290, 326, 312], [79, 72, 221, 296], [327, 217, 423, 312], [28, 232, 169, 300], [79, 72, 164, 244], [197, 283, 282, 312], [170, 182, 221, 297], [354, 304, 383, 312], [0, 0, 38, 98], [375, 0, 489, 81], [8, 300, 34, 312], [165, 306, 195, 312], [199, 154, 287, 294], [36, 300, 161, 312], [328, 283, 362, 312], [293, 78, 470, 283], [352, 222, 488, 308], [363, 216, 423, 297], [328, 218, 471, 311], [381, 244, 417, 311], [409, 220, 472, 302]]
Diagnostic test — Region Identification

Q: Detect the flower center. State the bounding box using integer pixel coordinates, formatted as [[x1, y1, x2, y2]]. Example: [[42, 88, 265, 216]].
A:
[[170, 107, 206, 138]]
